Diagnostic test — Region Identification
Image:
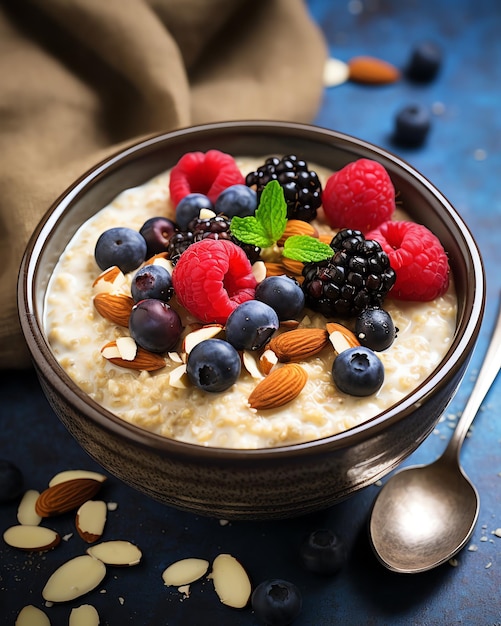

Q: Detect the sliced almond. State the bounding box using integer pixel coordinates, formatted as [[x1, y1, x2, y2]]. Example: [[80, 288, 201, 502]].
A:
[[277, 219, 319, 246], [76, 500, 107, 543], [168, 363, 190, 388], [86, 540, 142, 567], [101, 340, 166, 371], [326, 322, 360, 354], [259, 349, 278, 375], [242, 351, 264, 380], [268, 328, 329, 362], [280, 319, 301, 330], [93, 292, 134, 327], [115, 336, 138, 361], [69, 604, 100, 626], [17, 489, 42, 526], [210, 554, 252, 609], [15, 605, 51, 626], [3, 525, 60, 552], [168, 351, 184, 364], [49, 470, 107, 488], [92, 266, 126, 295], [42, 554, 106, 602], [182, 324, 224, 354], [162, 558, 210, 587], [199, 208, 216, 220], [252, 260, 267, 284], [248, 363, 308, 410], [36, 478, 104, 518]]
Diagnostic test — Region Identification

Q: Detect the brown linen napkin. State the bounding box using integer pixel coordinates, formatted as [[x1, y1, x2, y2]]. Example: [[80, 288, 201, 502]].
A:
[[0, 0, 327, 369]]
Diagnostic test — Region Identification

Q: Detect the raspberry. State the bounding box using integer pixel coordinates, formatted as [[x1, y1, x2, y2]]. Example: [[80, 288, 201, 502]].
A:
[[169, 150, 245, 207], [366, 220, 450, 301], [322, 158, 396, 232], [172, 239, 257, 324]]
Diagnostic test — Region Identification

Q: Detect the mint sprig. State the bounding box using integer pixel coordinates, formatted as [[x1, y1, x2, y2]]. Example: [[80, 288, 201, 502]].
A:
[[282, 235, 333, 262], [230, 180, 287, 248]]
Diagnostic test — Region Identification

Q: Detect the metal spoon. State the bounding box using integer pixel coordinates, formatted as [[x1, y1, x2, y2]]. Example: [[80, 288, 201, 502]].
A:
[[369, 296, 501, 573]]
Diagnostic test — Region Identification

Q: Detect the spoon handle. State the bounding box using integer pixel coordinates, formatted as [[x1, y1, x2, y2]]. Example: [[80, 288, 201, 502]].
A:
[[444, 292, 501, 460]]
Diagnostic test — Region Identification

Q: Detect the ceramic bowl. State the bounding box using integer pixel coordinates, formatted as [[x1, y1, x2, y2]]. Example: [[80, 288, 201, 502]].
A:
[[18, 121, 485, 520]]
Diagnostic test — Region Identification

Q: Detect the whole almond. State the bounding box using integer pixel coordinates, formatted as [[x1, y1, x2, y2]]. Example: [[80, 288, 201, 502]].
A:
[[268, 328, 329, 362], [348, 55, 400, 84], [248, 363, 307, 410], [277, 220, 319, 246], [35, 478, 103, 518], [101, 340, 166, 371], [93, 293, 134, 327]]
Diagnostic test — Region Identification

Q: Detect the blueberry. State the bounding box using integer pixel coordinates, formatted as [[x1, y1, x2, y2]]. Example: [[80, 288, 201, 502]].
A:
[[176, 193, 214, 230], [255, 275, 305, 321], [214, 184, 257, 219], [225, 300, 279, 351], [355, 307, 396, 352], [393, 104, 431, 147], [0, 460, 23, 503], [129, 299, 182, 353], [251, 579, 302, 626], [332, 346, 384, 396], [299, 529, 347, 575], [406, 41, 442, 83], [139, 217, 177, 256], [94, 227, 147, 274], [186, 339, 241, 393], [131, 265, 173, 303]]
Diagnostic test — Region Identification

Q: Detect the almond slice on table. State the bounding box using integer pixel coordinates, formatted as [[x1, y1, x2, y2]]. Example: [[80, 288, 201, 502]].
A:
[[17, 489, 42, 526], [162, 558, 210, 587], [86, 540, 142, 567], [15, 605, 51, 626], [76, 500, 107, 543], [93, 292, 134, 327], [3, 525, 61, 551], [268, 328, 329, 362], [92, 266, 126, 295], [42, 554, 106, 603], [210, 554, 252, 609], [48, 470, 107, 488], [69, 604, 100, 626], [35, 478, 104, 518], [101, 340, 166, 371], [248, 363, 308, 410], [326, 322, 360, 354]]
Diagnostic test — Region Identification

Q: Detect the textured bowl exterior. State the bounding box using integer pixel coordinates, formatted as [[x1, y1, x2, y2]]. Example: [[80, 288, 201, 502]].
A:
[[18, 121, 485, 519]]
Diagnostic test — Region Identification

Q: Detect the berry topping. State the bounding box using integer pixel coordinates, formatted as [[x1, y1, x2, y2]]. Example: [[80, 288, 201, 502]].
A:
[[299, 529, 347, 575], [169, 150, 244, 206], [322, 158, 396, 232], [186, 338, 241, 393], [355, 307, 396, 352], [172, 239, 257, 324], [0, 459, 24, 503], [245, 155, 322, 222], [94, 227, 147, 274], [393, 104, 431, 147], [366, 220, 450, 301], [139, 217, 177, 256], [175, 193, 214, 231], [214, 184, 257, 219], [302, 229, 396, 318], [225, 300, 279, 351], [129, 299, 182, 353], [251, 579, 302, 626], [131, 265, 173, 303], [255, 275, 305, 321], [332, 346, 384, 396]]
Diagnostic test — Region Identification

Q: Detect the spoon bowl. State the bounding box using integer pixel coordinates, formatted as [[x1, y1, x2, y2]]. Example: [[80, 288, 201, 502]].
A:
[[369, 294, 501, 573]]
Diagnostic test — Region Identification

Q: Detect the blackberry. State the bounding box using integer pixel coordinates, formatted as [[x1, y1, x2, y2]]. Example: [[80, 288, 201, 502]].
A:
[[168, 215, 261, 264], [302, 229, 396, 317], [245, 155, 322, 222]]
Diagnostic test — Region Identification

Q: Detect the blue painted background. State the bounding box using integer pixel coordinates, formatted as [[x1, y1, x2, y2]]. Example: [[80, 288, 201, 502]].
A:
[[1, 1, 500, 624]]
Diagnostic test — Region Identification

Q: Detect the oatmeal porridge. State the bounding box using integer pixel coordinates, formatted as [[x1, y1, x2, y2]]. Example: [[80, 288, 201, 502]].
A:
[[44, 155, 457, 449]]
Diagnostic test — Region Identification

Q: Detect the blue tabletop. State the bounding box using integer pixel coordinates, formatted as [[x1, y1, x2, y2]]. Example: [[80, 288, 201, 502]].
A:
[[1, 1, 500, 624]]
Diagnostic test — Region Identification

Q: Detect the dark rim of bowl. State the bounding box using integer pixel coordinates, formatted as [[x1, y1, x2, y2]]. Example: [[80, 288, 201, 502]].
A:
[[18, 120, 485, 462]]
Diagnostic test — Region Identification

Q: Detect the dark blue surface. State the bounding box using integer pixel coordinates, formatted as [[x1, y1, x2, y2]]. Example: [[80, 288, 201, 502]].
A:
[[1, 1, 501, 624]]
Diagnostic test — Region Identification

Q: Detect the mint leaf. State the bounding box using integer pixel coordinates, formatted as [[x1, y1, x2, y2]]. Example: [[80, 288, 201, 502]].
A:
[[283, 235, 334, 262], [230, 180, 287, 248]]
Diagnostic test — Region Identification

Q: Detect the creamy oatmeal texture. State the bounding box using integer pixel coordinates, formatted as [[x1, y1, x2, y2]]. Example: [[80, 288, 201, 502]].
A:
[[44, 158, 457, 449]]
